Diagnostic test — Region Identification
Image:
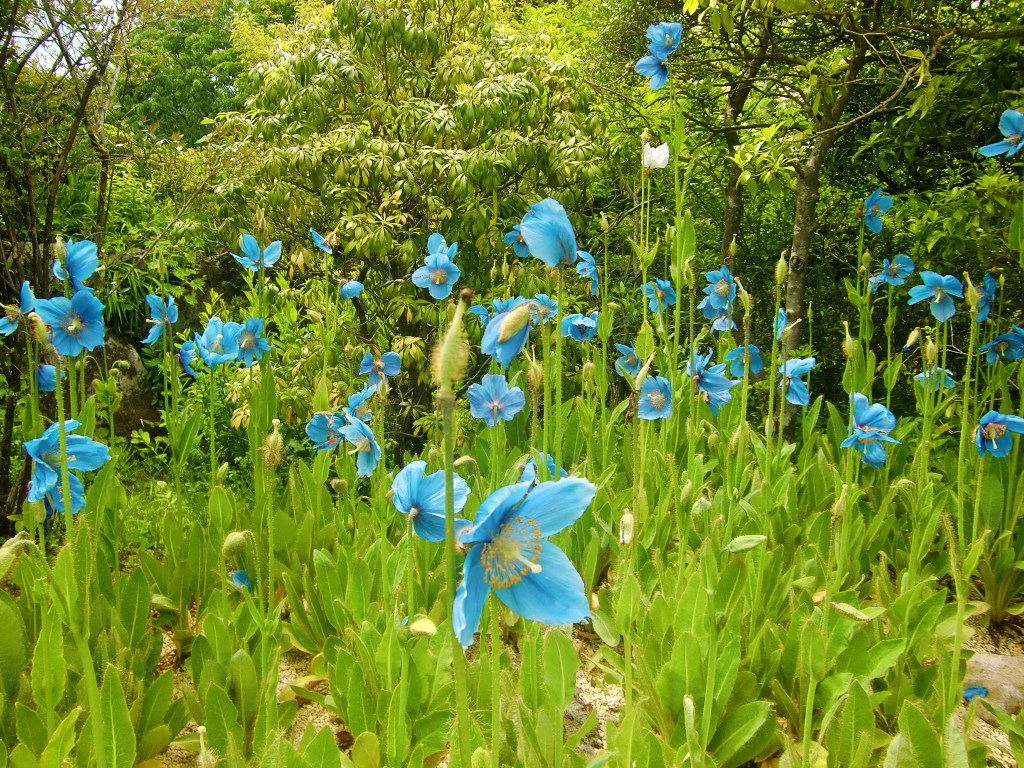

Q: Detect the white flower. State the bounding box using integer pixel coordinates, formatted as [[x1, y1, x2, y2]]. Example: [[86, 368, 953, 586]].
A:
[[643, 142, 670, 169]]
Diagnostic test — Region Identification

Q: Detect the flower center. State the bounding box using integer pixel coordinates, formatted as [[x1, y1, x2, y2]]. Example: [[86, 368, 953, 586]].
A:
[[887, 264, 900, 277], [715, 278, 730, 297], [647, 390, 666, 410], [430, 268, 448, 285], [408, 505, 420, 519], [664, 33, 673, 46], [982, 422, 1007, 443], [932, 289, 946, 303], [1010, 133, 1022, 147], [490, 400, 502, 417], [997, 341, 1009, 355], [656, 287, 665, 299], [481, 516, 542, 589], [239, 331, 256, 350], [871, 204, 881, 216], [62, 312, 84, 337], [211, 333, 224, 354]]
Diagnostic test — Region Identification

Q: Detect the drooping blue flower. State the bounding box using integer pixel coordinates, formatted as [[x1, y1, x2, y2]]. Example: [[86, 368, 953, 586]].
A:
[[36, 364, 60, 392], [644, 279, 676, 313], [232, 233, 282, 271], [687, 351, 737, 415], [229, 570, 252, 592], [481, 305, 533, 369], [392, 460, 471, 542], [468, 305, 490, 326], [908, 272, 963, 322], [344, 384, 377, 423], [914, 367, 955, 392], [964, 686, 988, 702], [645, 21, 683, 60], [702, 265, 737, 312], [237, 318, 271, 367], [24, 419, 110, 505], [976, 273, 998, 323], [427, 232, 458, 261], [615, 343, 641, 378], [494, 296, 528, 314], [360, 350, 402, 388], [520, 453, 567, 484], [635, 55, 669, 90], [43, 473, 86, 518], [561, 311, 598, 342], [339, 416, 381, 477], [518, 198, 578, 268], [52, 238, 99, 292], [340, 280, 364, 299], [724, 345, 763, 378], [194, 317, 242, 367], [142, 295, 178, 345], [840, 393, 901, 468], [0, 281, 34, 336], [979, 109, 1024, 158], [452, 478, 596, 647], [868, 254, 915, 293], [529, 294, 558, 325], [863, 188, 894, 235], [179, 340, 199, 378], [310, 228, 332, 254], [503, 225, 530, 258], [976, 411, 1024, 458], [575, 250, 599, 295], [698, 296, 735, 332], [468, 374, 526, 427], [412, 253, 461, 300], [774, 308, 787, 341], [779, 357, 817, 406], [34, 291, 106, 357], [638, 375, 673, 420], [305, 411, 347, 451], [980, 326, 1024, 364]]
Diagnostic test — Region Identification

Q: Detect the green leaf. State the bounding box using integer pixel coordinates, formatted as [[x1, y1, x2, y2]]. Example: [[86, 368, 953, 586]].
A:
[[519, 627, 541, 711], [99, 666, 137, 768], [543, 631, 578, 712], [706, 701, 778, 768], [202, 683, 243, 759], [723, 535, 767, 553], [1009, 200, 1022, 252], [118, 568, 150, 649], [16, 703, 47, 756], [31, 612, 66, 715], [351, 732, 381, 768], [228, 649, 259, 727], [897, 700, 941, 765], [50, 546, 79, 629], [943, 713, 969, 768], [38, 708, 80, 768], [0, 593, 26, 700]]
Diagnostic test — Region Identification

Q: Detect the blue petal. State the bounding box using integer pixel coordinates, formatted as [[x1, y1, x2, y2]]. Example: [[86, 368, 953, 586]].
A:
[[463, 482, 532, 545], [515, 478, 597, 537], [453, 546, 489, 647], [518, 198, 577, 268], [493, 541, 590, 626]]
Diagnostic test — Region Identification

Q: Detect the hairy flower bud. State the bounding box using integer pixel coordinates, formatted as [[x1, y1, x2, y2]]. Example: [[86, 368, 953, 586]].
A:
[[903, 327, 920, 352], [842, 321, 856, 359], [735, 277, 752, 314], [925, 336, 938, 366], [619, 509, 635, 546], [964, 272, 980, 310], [775, 252, 789, 285], [600, 213, 610, 232], [432, 289, 472, 389], [221, 530, 252, 558], [527, 356, 544, 392], [330, 478, 347, 494], [28, 313, 48, 345], [262, 419, 285, 468]]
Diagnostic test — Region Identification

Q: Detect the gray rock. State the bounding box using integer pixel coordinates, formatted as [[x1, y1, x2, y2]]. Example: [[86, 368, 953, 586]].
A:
[[965, 652, 1024, 724]]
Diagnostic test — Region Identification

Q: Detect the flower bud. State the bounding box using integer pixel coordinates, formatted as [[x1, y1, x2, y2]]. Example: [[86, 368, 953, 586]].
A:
[[964, 272, 980, 310], [903, 327, 920, 352], [28, 313, 48, 344], [679, 478, 694, 509], [600, 213, 610, 232], [735, 277, 752, 314], [683, 258, 695, 289], [728, 234, 738, 260], [496, 302, 532, 343], [619, 509, 635, 546], [831, 484, 848, 519], [527, 356, 544, 392], [640, 128, 651, 145], [221, 530, 251, 558], [925, 336, 938, 366], [262, 419, 285, 468], [330, 478, 347, 494], [775, 252, 788, 285], [582, 360, 596, 397], [861, 248, 873, 271], [432, 289, 471, 389], [806, 301, 814, 323], [842, 321, 856, 359], [706, 429, 720, 452]]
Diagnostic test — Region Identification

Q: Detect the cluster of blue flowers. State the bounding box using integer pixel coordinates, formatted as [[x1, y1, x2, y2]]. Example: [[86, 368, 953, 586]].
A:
[[634, 22, 683, 91], [698, 264, 737, 332]]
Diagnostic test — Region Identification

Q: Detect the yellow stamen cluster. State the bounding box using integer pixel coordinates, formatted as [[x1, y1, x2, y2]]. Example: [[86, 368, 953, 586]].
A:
[[481, 516, 542, 589]]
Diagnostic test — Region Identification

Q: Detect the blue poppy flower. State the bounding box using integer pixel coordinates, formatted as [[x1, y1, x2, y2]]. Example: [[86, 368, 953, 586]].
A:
[[645, 21, 683, 60], [644, 279, 676, 313], [724, 345, 763, 378], [698, 296, 735, 332], [520, 453, 567, 483], [339, 416, 381, 477], [575, 251, 599, 295], [52, 238, 99, 292], [194, 317, 242, 367], [863, 188, 893, 234], [468, 374, 526, 426], [979, 109, 1024, 158], [360, 350, 402, 388], [340, 280, 364, 299], [840, 393, 901, 468], [391, 460, 471, 542], [24, 419, 110, 505], [774, 308, 787, 341], [232, 233, 282, 271], [43, 473, 86, 518], [427, 232, 458, 261], [310, 228, 332, 254], [976, 411, 1024, 458], [305, 411, 347, 451], [780, 357, 816, 406], [412, 253, 461, 300], [237, 318, 271, 367], [36, 364, 61, 393], [452, 478, 596, 647], [529, 294, 558, 325], [914, 367, 955, 392], [468, 305, 490, 326], [503, 225, 531, 258], [702, 265, 736, 312], [229, 570, 252, 592], [481, 305, 533, 369], [179, 340, 199, 378], [976, 273, 998, 323], [908, 272, 963, 322], [142, 295, 178, 345], [614, 343, 641, 377], [635, 55, 669, 90], [638, 375, 673, 420], [344, 384, 377, 423], [964, 686, 988, 702], [687, 351, 737, 415], [561, 311, 598, 342], [34, 291, 106, 357], [980, 326, 1024, 364], [518, 198, 578, 268], [494, 296, 527, 314], [868, 254, 915, 293], [0, 281, 34, 336]]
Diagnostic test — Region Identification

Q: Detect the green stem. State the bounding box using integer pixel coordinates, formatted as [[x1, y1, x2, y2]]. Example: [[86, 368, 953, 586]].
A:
[[490, 598, 501, 768], [53, 356, 74, 540]]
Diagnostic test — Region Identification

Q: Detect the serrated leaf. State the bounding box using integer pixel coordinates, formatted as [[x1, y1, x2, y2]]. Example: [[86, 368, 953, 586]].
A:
[[543, 631, 578, 712], [99, 666, 137, 768], [724, 535, 767, 553]]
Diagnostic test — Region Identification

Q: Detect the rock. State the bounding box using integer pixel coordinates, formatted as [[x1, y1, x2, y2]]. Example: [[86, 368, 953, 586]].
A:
[[965, 652, 1024, 724], [92, 334, 161, 436]]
